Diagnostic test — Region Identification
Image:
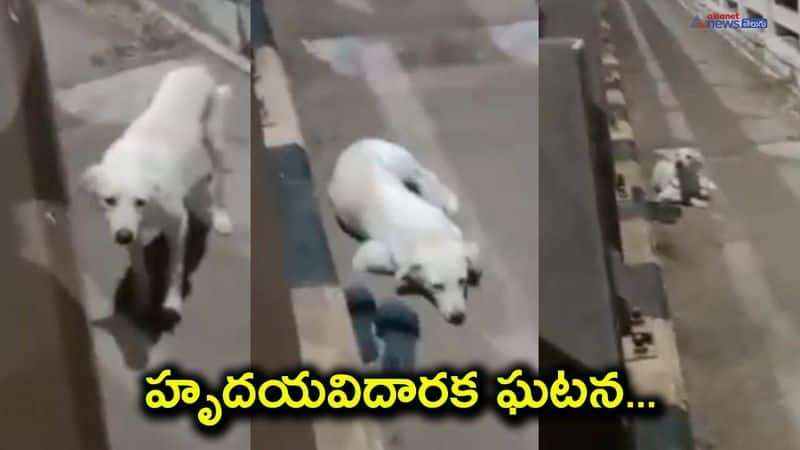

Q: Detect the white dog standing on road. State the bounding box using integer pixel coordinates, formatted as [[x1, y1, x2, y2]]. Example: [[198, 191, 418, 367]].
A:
[[81, 65, 234, 324], [328, 138, 481, 326]]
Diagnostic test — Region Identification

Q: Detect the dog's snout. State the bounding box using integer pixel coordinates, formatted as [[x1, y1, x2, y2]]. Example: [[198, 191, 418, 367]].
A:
[[447, 311, 466, 326], [114, 228, 134, 245]]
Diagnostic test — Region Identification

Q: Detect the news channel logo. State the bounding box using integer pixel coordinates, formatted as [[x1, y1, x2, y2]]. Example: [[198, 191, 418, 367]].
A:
[[690, 13, 768, 30]]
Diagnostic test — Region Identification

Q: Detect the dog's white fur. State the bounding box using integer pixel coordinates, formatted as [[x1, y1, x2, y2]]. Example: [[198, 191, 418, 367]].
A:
[[328, 138, 480, 325], [81, 65, 234, 321], [651, 147, 717, 208]]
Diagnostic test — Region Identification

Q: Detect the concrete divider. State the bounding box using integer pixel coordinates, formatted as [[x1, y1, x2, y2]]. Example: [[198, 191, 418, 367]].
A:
[[254, 3, 384, 450], [599, 1, 695, 448], [540, 38, 633, 450], [541, 34, 694, 449], [541, 0, 694, 446], [251, 92, 317, 450], [0, 1, 110, 448], [543, 0, 624, 253], [251, 0, 274, 48], [256, 45, 303, 146]]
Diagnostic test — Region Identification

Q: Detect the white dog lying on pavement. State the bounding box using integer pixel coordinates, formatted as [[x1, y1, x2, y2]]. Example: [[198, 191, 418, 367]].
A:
[[651, 147, 718, 208], [81, 65, 234, 325], [328, 138, 481, 326]]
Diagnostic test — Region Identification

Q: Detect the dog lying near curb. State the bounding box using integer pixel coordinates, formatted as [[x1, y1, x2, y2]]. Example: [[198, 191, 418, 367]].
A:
[[328, 138, 481, 326], [651, 147, 718, 208], [80, 65, 234, 325]]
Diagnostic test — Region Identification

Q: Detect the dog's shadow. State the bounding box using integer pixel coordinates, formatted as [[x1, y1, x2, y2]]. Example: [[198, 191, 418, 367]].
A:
[[92, 178, 213, 369]]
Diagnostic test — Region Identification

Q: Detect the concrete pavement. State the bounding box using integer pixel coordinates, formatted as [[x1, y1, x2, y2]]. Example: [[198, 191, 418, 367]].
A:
[[609, 0, 800, 448], [151, 0, 251, 53], [36, 1, 250, 449], [266, 1, 538, 448]]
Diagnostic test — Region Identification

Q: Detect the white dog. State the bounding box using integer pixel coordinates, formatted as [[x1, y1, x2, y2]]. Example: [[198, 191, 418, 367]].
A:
[[651, 147, 717, 208], [81, 66, 234, 323], [328, 138, 481, 326]]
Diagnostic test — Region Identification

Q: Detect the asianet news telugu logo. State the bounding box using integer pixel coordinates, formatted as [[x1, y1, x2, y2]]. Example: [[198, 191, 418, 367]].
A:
[[690, 12, 768, 29]]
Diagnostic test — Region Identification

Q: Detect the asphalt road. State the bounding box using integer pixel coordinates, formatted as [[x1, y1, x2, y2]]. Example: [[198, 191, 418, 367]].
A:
[[267, 1, 539, 449], [609, 0, 800, 448], [35, 1, 250, 449]]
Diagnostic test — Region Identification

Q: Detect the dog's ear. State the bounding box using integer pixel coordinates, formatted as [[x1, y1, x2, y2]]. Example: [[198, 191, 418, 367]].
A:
[[464, 241, 482, 286], [693, 154, 705, 169], [79, 164, 101, 194], [396, 262, 423, 282], [463, 241, 480, 267]]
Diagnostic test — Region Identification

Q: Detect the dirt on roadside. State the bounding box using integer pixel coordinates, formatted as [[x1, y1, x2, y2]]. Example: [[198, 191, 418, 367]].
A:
[[85, 0, 187, 66]]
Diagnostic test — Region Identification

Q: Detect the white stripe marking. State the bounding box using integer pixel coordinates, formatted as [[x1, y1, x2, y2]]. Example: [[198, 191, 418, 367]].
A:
[[619, 0, 695, 144], [334, 0, 376, 14], [487, 21, 539, 65]]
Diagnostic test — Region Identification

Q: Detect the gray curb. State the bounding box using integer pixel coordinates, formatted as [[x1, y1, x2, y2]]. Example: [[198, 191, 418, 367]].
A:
[[253, 3, 384, 449]]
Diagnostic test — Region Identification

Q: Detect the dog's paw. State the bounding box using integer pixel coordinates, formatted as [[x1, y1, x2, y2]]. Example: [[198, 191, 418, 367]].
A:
[[155, 307, 182, 330], [212, 210, 234, 235], [158, 292, 183, 330], [702, 179, 718, 191]]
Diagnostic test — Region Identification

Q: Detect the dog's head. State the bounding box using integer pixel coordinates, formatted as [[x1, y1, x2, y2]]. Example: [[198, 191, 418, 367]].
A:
[[674, 147, 704, 170], [80, 161, 158, 246], [396, 240, 481, 326]]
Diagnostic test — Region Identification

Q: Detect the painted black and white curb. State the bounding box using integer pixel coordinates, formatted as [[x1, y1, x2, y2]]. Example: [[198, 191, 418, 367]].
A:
[[254, 5, 383, 449], [600, 5, 695, 449]]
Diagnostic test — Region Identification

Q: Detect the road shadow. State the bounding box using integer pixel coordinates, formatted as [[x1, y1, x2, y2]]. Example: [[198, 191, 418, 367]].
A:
[[91, 176, 214, 370], [3, 211, 111, 448]]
